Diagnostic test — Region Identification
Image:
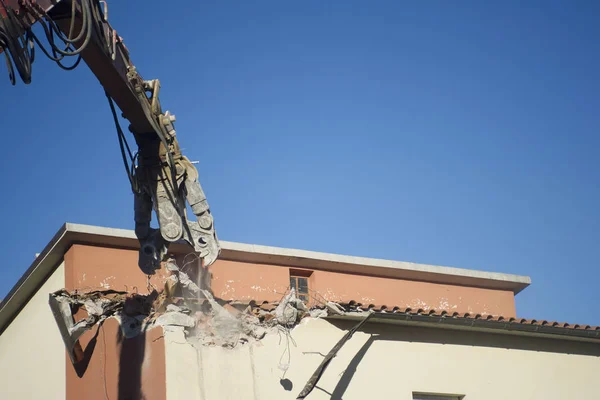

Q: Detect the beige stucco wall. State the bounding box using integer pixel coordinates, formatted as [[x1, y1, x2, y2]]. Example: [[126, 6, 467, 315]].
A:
[[0, 262, 66, 400], [165, 317, 600, 400]]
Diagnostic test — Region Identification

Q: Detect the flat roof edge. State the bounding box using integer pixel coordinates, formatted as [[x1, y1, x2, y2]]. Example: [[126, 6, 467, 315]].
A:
[[64, 224, 530, 292], [218, 241, 530, 294], [0, 222, 531, 334]]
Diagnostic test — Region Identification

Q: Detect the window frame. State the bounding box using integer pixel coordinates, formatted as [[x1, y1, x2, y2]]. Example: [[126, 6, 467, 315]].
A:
[[289, 269, 312, 303]]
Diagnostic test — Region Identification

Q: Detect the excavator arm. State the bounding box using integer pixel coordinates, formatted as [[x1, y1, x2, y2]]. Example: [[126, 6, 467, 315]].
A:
[[0, 0, 220, 273]]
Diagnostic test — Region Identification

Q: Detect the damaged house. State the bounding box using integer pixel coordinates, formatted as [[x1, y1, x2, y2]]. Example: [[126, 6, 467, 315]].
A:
[[0, 223, 599, 400]]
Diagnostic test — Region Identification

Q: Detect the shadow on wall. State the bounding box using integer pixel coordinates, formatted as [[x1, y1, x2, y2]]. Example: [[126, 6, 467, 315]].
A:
[[330, 335, 376, 400], [73, 323, 104, 378], [328, 319, 600, 358], [318, 319, 600, 399], [280, 378, 293, 391], [117, 326, 147, 400]]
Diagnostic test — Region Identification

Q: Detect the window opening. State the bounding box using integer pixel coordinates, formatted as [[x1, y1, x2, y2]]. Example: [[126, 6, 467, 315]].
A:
[[289, 275, 309, 303]]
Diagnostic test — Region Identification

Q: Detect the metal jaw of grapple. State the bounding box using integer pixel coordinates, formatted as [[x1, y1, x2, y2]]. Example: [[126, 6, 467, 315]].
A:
[[135, 177, 220, 276], [129, 77, 221, 275]]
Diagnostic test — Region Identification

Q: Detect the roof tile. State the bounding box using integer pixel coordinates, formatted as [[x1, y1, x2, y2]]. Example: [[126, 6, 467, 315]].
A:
[[190, 297, 599, 335]]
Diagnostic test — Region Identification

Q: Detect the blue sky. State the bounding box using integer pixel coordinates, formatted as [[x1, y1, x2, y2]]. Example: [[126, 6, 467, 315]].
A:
[[1, 1, 598, 325]]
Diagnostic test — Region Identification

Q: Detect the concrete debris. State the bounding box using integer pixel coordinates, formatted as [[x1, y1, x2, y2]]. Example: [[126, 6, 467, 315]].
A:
[[275, 289, 301, 326], [166, 304, 182, 313], [165, 258, 179, 272], [49, 262, 350, 356], [199, 290, 242, 347], [164, 257, 202, 298], [164, 275, 179, 298], [179, 271, 201, 297], [309, 309, 328, 319], [155, 311, 196, 328], [83, 298, 106, 316], [241, 313, 267, 340], [294, 299, 309, 312], [325, 301, 346, 316], [49, 289, 134, 365]]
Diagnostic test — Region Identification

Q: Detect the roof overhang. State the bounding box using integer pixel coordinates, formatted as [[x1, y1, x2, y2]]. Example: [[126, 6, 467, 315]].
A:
[[222, 242, 531, 294], [0, 223, 531, 335], [326, 312, 600, 343]]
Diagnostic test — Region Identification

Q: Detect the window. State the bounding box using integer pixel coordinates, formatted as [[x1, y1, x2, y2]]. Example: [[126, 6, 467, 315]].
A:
[[413, 394, 463, 400], [289, 274, 309, 303]]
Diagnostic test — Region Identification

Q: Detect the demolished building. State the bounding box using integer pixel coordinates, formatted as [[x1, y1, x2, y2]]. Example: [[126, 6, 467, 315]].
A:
[[0, 223, 599, 399]]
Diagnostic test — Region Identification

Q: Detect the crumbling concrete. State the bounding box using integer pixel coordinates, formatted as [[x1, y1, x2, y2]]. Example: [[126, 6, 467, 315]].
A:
[[49, 258, 346, 360], [156, 312, 196, 328]]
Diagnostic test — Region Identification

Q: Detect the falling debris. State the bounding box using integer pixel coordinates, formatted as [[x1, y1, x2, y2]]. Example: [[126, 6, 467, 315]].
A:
[[197, 289, 243, 346], [167, 304, 182, 313]]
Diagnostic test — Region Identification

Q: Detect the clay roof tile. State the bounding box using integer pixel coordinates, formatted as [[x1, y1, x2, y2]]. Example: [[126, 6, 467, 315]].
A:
[[241, 298, 598, 337]]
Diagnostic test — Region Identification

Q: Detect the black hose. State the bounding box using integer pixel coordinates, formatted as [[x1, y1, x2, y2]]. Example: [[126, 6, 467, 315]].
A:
[[39, 0, 93, 57], [57, 54, 82, 71], [0, 0, 103, 84], [0, 0, 33, 84], [106, 92, 140, 194]]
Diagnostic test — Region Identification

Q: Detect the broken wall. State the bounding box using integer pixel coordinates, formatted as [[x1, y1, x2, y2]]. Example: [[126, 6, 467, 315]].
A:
[[0, 262, 66, 400], [41, 243, 523, 400], [65, 244, 517, 320], [62, 244, 168, 400], [66, 318, 166, 400]]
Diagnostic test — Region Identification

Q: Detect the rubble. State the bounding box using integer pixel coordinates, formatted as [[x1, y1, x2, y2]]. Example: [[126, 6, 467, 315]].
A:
[[325, 301, 346, 316], [155, 311, 196, 328], [197, 289, 242, 346], [49, 289, 137, 364], [179, 271, 201, 297], [166, 304, 182, 313], [274, 289, 310, 326], [243, 319, 267, 340], [275, 290, 299, 326], [309, 309, 328, 319], [48, 258, 348, 362]]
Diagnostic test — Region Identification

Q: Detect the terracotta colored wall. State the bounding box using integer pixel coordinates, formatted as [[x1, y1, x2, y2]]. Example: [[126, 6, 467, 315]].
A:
[[311, 269, 516, 316], [66, 318, 166, 400], [64, 244, 169, 292], [64, 244, 515, 316], [211, 260, 516, 317], [210, 259, 290, 302], [64, 245, 167, 400]]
